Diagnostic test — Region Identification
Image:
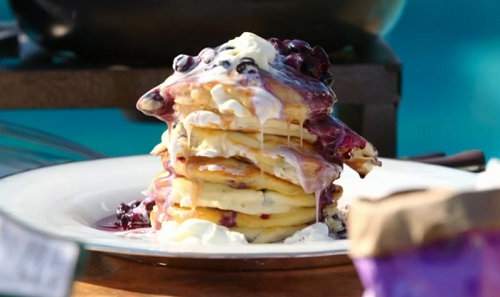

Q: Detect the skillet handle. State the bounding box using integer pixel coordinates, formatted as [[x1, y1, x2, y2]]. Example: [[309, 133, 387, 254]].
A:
[[401, 150, 486, 173]]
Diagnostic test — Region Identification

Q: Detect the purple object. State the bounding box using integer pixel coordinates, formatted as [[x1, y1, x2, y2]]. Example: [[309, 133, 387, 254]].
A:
[[354, 230, 500, 297]]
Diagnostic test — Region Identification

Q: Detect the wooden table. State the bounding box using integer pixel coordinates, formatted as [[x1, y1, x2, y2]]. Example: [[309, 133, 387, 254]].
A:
[[71, 252, 364, 297]]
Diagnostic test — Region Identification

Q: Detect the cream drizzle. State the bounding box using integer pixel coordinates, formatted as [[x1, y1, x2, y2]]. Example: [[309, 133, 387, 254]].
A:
[[299, 118, 305, 147], [314, 190, 321, 223]]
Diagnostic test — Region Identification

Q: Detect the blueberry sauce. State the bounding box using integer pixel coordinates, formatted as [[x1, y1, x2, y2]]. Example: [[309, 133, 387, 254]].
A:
[[95, 198, 155, 231], [93, 215, 133, 231]]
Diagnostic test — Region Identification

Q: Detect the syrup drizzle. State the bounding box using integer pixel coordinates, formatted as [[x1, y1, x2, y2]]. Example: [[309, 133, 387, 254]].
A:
[[314, 190, 321, 223], [259, 122, 265, 183], [186, 123, 193, 148], [221, 132, 227, 154], [286, 120, 291, 147], [167, 120, 173, 142], [299, 118, 305, 147], [149, 170, 176, 218]]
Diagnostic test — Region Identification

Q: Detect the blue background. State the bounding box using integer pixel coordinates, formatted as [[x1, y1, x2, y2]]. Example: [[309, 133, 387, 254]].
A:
[[0, 0, 499, 159]]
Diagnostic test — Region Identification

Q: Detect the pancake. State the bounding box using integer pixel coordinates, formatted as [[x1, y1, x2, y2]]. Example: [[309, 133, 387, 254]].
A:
[[164, 154, 308, 196], [149, 203, 342, 243], [178, 109, 317, 143], [166, 177, 342, 215], [152, 123, 341, 194], [172, 81, 316, 135], [233, 203, 344, 243], [165, 204, 317, 228]]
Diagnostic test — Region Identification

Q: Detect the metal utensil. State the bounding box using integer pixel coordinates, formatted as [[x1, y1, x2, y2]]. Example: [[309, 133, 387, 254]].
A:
[[0, 120, 105, 177]]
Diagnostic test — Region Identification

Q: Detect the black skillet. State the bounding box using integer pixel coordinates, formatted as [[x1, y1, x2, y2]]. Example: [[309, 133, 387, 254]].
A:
[[8, 0, 406, 66]]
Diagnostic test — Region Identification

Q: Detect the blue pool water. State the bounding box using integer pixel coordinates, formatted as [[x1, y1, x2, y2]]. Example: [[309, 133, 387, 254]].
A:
[[0, 0, 499, 159]]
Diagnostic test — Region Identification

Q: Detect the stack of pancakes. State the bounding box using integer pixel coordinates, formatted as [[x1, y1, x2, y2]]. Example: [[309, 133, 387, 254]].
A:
[[138, 33, 379, 243], [148, 123, 344, 243]]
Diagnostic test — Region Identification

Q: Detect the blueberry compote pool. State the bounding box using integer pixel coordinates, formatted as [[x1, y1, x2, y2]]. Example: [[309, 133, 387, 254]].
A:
[[95, 198, 155, 231]]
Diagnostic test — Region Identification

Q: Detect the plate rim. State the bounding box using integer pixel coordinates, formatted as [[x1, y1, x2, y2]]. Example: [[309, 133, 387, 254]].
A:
[[0, 155, 477, 259]]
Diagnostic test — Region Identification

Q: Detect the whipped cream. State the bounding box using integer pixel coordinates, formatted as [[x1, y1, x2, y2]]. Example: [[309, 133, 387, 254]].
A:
[[155, 219, 336, 245], [198, 164, 245, 176], [156, 219, 248, 245], [164, 32, 277, 86], [210, 84, 253, 117], [476, 158, 500, 190], [221, 32, 277, 72], [283, 223, 335, 244], [118, 220, 338, 245], [199, 164, 223, 171]]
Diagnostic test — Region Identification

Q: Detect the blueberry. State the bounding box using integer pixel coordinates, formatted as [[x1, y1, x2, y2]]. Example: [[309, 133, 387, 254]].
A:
[[172, 55, 196, 73], [117, 215, 130, 229], [219, 211, 237, 228], [130, 213, 143, 223], [240, 57, 255, 63], [226, 180, 250, 189], [283, 54, 304, 71], [311, 46, 331, 73], [198, 48, 216, 64], [218, 60, 231, 69], [301, 56, 322, 78], [319, 72, 334, 87], [268, 37, 290, 55], [145, 200, 155, 212], [143, 89, 163, 102], [236, 57, 259, 75], [311, 46, 329, 64], [288, 39, 311, 54], [122, 215, 133, 229], [117, 203, 130, 219], [302, 55, 331, 79], [128, 200, 141, 208]]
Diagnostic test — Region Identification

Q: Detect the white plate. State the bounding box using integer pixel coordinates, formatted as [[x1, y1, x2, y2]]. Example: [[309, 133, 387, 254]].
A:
[[0, 155, 477, 259]]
